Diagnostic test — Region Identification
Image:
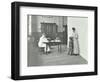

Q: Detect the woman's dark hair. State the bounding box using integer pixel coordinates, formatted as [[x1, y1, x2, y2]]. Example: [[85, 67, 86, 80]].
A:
[[72, 27, 75, 31]]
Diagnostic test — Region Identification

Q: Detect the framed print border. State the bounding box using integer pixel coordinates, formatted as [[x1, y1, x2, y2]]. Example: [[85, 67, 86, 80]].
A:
[[11, 1, 98, 80]]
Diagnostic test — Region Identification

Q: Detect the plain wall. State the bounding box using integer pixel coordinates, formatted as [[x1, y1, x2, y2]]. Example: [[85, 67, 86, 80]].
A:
[[67, 17, 88, 61]]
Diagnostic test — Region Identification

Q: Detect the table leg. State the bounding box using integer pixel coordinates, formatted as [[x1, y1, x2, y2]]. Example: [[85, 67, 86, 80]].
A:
[[58, 44, 59, 52], [58, 43, 61, 53], [60, 44, 61, 53], [46, 44, 48, 55]]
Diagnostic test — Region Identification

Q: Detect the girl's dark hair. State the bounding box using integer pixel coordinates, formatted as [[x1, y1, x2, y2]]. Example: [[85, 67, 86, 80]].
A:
[[72, 27, 75, 31]]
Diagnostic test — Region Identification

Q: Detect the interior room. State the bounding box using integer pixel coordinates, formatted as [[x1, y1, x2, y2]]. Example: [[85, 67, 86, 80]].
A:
[[27, 15, 88, 66]]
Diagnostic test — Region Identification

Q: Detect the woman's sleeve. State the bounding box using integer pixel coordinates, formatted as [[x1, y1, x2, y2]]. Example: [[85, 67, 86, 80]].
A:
[[43, 38, 49, 42], [75, 33, 78, 39]]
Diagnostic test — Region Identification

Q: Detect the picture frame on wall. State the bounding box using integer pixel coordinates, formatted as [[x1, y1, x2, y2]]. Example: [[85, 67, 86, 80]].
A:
[[11, 1, 98, 80]]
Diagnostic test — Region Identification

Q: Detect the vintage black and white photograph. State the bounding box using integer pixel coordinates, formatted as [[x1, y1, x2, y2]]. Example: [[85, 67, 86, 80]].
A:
[[27, 15, 88, 66], [11, 2, 97, 80]]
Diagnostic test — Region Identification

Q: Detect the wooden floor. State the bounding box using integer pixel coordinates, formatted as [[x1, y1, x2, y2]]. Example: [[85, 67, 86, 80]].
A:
[[28, 40, 87, 66]]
